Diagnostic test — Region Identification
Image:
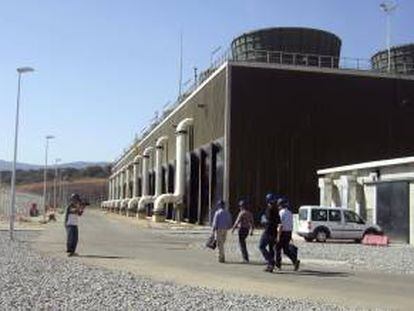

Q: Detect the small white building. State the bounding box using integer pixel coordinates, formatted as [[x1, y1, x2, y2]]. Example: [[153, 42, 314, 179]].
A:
[[317, 157, 414, 245]]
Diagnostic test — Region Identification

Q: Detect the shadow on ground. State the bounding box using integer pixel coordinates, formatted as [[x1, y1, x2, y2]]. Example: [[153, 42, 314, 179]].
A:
[[78, 254, 129, 259]]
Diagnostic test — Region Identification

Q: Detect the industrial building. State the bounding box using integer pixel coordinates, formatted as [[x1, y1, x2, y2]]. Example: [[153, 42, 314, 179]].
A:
[[102, 27, 414, 237], [318, 157, 414, 245]]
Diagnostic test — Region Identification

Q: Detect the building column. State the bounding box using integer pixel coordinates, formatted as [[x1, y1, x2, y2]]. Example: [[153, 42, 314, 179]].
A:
[[340, 175, 357, 211], [133, 159, 139, 197], [120, 170, 125, 199], [318, 177, 333, 206], [125, 166, 130, 199], [116, 173, 121, 199], [108, 178, 112, 201]]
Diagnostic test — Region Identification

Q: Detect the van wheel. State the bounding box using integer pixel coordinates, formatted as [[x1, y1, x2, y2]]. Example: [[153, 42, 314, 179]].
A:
[[304, 237, 313, 242], [315, 229, 328, 243]]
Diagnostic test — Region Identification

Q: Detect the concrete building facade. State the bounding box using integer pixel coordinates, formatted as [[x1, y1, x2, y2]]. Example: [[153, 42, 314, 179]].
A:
[[318, 157, 414, 244]]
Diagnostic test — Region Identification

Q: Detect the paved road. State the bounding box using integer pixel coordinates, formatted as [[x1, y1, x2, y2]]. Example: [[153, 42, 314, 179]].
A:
[[34, 209, 414, 310]]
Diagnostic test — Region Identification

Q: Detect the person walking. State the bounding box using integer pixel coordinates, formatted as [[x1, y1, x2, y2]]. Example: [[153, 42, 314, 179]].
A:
[[231, 199, 254, 263], [64, 193, 85, 257], [212, 200, 232, 263], [275, 198, 300, 271], [259, 193, 280, 272]]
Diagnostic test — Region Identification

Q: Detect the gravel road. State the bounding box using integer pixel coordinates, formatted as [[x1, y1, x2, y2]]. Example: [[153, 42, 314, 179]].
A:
[[0, 232, 358, 311]]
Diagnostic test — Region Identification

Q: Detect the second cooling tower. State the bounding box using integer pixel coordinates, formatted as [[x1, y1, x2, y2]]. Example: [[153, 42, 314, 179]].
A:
[[231, 27, 342, 68]]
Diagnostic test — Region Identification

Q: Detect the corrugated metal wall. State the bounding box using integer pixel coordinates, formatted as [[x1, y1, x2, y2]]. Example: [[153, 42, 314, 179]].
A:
[[228, 64, 414, 216]]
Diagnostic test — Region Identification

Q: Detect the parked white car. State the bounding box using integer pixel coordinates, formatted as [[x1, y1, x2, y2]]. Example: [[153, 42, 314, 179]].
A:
[[297, 206, 382, 243]]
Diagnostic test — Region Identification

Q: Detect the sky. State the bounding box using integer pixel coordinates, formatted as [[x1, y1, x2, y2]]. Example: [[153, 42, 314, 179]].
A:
[[0, 0, 413, 165]]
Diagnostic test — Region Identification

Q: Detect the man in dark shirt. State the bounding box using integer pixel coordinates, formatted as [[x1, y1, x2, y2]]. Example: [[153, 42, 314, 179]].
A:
[[259, 193, 281, 272]]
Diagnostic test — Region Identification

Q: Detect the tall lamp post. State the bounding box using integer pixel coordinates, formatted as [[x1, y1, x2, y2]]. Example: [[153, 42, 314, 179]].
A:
[[42, 135, 55, 218], [380, 1, 398, 73], [9, 66, 35, 240], [53, 158, 61, 210]]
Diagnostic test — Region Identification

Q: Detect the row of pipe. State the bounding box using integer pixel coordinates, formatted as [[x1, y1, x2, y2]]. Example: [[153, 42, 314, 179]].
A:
[[101, 118, 193, 222]]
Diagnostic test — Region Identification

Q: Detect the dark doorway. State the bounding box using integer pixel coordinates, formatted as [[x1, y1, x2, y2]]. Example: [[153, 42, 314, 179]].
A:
[[185, 152, 199, 223], [209, 142, 224, 224], [376, 181, 409, 243], [198, 150, 209, 224], [166, 164, 175, 220]]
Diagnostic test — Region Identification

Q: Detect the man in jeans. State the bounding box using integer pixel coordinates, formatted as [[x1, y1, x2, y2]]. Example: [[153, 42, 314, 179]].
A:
[[64, 193, 85, 257], [275, 198, 300, 271], [212, 200, 232, 263], [259, 193, 280, 272], [231, 199, 254, 263]]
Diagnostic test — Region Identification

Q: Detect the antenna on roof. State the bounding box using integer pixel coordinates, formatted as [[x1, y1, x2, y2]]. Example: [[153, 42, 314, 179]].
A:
[[178, 31, 183, 98]]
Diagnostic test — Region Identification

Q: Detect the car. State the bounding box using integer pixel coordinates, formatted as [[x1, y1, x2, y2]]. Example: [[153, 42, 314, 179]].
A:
[[296, 205, 382, 243]]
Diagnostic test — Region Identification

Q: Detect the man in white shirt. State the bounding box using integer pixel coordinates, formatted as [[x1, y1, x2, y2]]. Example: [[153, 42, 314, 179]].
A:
[[65, 193, 85, 257], [275, 198, 300, 271]]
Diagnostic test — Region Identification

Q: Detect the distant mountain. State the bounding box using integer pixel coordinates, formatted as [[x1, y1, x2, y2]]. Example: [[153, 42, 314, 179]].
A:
[[0, 160, 109, 172]]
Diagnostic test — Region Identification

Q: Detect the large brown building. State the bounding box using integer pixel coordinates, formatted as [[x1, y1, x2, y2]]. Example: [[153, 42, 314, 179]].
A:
[[103, 58, 414, 224]]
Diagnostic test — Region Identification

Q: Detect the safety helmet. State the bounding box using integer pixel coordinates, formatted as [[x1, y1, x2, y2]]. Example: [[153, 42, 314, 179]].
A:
[[216, 200, 225, 209], [265, 193, 276, 204], [70, 193, 81, 203]]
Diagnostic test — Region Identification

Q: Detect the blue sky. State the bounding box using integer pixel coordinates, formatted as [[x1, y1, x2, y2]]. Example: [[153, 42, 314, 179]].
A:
[[0, 0, 413, 165]]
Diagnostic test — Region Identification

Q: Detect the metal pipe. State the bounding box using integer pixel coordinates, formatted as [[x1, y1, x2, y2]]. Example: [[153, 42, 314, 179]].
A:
[[153, 118, 193, 222], [155, 136, 168, 196], [127, 155, 142, 214], [137, 147, 154, 217]]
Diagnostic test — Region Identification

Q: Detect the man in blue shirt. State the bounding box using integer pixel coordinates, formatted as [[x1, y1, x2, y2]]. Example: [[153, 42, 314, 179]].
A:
[[212, 200, 232, 263]]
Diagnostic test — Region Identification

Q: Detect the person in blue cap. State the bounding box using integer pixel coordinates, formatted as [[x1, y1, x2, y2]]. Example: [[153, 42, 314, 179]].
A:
[[212, 200, 232, 263], [231, 199, 254, 263], [259, 193, 281, 272]]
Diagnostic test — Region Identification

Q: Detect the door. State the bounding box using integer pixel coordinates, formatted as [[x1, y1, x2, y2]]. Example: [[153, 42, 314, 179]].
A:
[[376, 182, 409, 243], [327, 209, 343, 239], [343, 210, 365, 239]]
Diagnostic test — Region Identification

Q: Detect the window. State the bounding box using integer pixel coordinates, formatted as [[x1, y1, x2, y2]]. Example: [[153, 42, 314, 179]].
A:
[[344, 211, 363, 224], [328, 210, 342, 222], [299, 209, 308, 221], [311, 209, 327, 221]]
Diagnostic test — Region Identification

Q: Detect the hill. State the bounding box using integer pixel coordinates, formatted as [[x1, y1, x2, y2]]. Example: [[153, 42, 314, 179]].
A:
[[0, 160, 109, 172]]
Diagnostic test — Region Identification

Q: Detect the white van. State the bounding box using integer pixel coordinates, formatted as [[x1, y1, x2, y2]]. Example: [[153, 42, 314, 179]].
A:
[[297, 206, 382, 242]]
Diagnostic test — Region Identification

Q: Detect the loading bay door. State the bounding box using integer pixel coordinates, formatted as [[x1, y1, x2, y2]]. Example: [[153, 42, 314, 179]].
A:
[[376, 181, 409, 243]]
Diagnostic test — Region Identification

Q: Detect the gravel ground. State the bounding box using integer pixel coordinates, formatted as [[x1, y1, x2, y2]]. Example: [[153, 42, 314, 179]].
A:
[[0, 232, 359, 311], [165, 227, 414, 275]]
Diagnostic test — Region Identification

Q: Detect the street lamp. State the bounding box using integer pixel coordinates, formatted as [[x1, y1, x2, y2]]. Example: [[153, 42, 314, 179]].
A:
[[9, 66, 35, 240], [42, 135, 55, 219], [380, 1, 398, 73], [53, 158, 61, 210]]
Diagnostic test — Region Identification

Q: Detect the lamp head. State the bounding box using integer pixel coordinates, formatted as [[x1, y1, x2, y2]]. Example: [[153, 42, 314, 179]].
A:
[[17, 67, 35, 74]]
